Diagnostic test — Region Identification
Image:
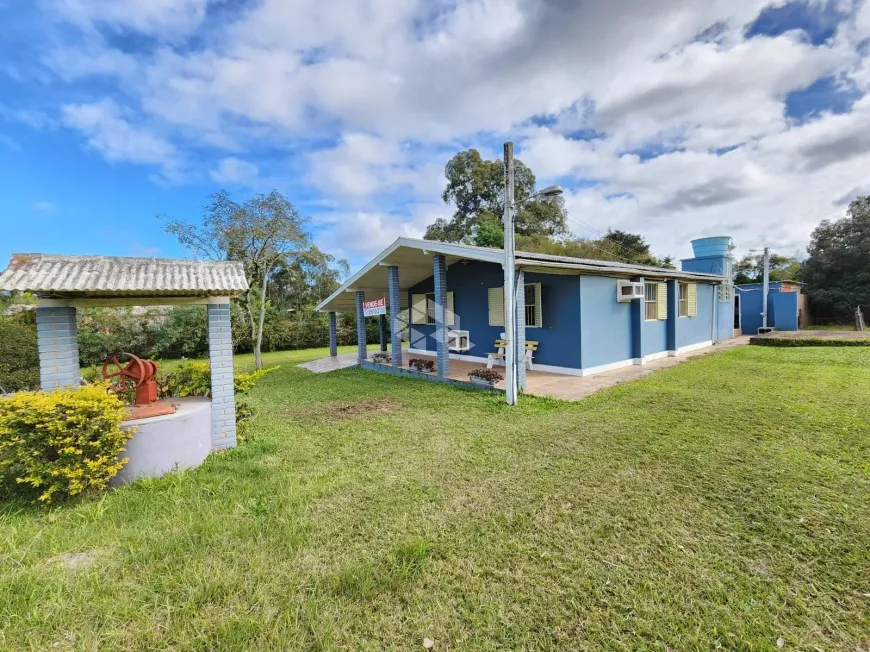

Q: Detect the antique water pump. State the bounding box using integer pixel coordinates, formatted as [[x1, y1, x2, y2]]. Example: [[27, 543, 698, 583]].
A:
[[101, 352, 159, 405]]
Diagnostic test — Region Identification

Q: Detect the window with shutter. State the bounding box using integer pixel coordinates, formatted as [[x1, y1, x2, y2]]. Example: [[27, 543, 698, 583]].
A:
[[447, 292, 455, 326], [524, 283, 542, 327], [488, 287, 505, 326], [678, 282, 688, 317], [687, 283, 698, 316], [411, 293, 428, 324], [644, 282, 658, 320], [657, 282, 667, 320]]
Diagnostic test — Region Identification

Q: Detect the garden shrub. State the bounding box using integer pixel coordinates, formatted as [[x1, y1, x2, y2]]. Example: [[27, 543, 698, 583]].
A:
[[0, 313, 39, 393], [156, 360, 279, 398], [0, 384, 130, 503], [750, 336, 870, 347]]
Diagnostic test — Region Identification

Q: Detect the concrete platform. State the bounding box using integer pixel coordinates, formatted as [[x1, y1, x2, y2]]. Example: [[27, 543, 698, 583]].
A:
[[301, 337, 750, 401]]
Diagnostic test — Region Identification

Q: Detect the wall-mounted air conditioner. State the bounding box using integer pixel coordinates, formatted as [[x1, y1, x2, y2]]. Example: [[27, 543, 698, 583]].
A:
[[617, 280, 644, 302], [448, 330, 470, 352]]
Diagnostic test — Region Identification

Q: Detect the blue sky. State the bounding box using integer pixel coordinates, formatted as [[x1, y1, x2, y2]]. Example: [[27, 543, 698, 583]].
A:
[[2, 0, 870, 272]]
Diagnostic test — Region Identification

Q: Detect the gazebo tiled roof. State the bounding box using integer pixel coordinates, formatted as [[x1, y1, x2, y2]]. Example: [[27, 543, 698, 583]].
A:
[[0, 254, 248, 298]]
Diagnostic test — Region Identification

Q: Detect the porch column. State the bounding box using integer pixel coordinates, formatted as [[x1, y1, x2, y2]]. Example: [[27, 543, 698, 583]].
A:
[[328, 311, 338, 357], [631, 276, 644, 365], [36, 305, 80, 391], [432, 254, 449, 378], [389, 265, 403, 368], [515, 269, 526, 391], [379, 314, 388, 352], [207, 303, 237, 450], [356, 290, 366, 364], [666, 280, 678, 354]]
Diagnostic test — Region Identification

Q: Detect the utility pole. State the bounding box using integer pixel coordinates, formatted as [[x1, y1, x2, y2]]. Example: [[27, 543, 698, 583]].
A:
[[503, 142, 517, 406], [761, 247, 770, 330]]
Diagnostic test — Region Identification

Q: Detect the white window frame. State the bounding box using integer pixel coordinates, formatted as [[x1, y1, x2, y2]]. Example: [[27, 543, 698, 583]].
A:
[[644, 282, 658, 321], [678, 282, 689, 318], [525, 283, 542, 328]]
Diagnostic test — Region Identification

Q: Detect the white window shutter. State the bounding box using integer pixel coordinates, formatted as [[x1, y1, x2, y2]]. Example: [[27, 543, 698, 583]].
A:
[[534, 283, 542, 328], [657, 282, 667, 320], [488, 287, 504, 326], [687, 283, 698, 317], [447, 292, 455, 326], [411, 293, 428, 324]]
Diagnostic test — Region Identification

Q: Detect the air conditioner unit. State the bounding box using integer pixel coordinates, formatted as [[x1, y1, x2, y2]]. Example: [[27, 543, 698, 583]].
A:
[[448, 330, 470, 352], [617, 281, 644, 302]]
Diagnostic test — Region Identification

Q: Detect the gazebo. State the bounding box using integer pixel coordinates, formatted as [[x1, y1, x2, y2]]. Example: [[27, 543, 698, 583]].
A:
[[0, 254, 249, 451]]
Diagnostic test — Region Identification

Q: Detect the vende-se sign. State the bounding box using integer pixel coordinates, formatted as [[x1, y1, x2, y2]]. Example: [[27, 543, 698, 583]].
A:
[[363, 297, 387, 317]]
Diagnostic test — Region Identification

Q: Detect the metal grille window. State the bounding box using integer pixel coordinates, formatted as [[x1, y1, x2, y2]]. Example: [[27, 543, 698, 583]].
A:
[[644, 282, 658, 320], [525, 285, 537, 327], [425, 292, 436, 324], [679, 282, 688, 317]]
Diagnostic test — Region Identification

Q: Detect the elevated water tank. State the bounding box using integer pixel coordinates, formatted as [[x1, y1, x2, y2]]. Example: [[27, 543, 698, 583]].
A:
[[691, 236, 733, 258]]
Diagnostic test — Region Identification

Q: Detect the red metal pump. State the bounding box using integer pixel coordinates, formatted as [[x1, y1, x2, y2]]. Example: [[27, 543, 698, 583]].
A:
[[102, 353, 176, 420]]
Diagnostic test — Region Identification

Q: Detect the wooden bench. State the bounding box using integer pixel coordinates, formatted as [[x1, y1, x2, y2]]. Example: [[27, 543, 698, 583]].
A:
[[487, 340, 539, 370]]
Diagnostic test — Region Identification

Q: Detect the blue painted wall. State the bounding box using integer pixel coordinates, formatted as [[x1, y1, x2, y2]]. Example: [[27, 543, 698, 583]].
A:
[[770, 292, 799, 330], [408, 260, 582, 369], [642, 287, 668, 357], [677, 282, 715, 348], [739, 288, 764, 335], [681, 255, 729, 275], [578, 275, 632, 368], [736, 287, 799, 333]]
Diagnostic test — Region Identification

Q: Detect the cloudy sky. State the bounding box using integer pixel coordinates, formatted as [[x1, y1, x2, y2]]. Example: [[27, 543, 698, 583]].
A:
[[1, 0, 869, 270]]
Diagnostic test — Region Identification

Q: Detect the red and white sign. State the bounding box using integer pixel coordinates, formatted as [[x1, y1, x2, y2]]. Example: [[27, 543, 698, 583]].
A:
[[363, 297, 387, 317]]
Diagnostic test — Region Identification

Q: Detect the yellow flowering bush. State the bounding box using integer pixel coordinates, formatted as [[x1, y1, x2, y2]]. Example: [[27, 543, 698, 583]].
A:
[[156, 360, 279, 398], [0, 384, 130, 503]]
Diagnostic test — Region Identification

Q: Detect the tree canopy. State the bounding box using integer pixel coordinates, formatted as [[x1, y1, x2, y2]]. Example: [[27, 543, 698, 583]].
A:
[[803, 196, 870, 316], [733, 252, 801, 285], [424, 149, 568, 243]]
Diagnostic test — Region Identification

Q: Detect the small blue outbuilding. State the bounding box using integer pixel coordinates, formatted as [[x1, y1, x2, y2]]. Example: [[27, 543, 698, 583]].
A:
[[317, 236, 738, 381], [735, 280, 807, 334]]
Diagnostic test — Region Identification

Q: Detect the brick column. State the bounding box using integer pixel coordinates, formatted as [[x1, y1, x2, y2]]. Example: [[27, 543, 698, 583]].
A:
[[389, 265, 403, 368], [207, 303, 236, 450], [631, 277, 644, 364], [379, 314, 388, 352], [356, 290, 366, 364], [515, 269, 526, 391], [433, 254, 449, 378], [36, 306, 80, 391], [328, 311, 338, 357], [666, 280, 678, 354]]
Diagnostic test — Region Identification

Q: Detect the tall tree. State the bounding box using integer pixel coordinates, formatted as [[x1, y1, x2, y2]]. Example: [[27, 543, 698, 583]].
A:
[[165, 190, 312, 369], [424, 149, 567, 243], [803, 196, 870, 317], [268, 246, 350, 313], [733, 252, 801, 284]]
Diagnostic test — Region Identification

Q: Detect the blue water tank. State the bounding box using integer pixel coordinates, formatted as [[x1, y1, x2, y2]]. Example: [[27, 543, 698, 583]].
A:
[[691, 236, 733, 258]]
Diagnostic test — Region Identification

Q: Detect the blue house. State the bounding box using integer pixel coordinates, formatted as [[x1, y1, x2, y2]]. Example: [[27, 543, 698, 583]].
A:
[[317, 236, 737, 382], [735, 280, 807, 334]]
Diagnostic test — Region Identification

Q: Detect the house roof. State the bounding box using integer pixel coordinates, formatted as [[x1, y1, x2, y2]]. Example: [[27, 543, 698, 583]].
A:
[[316, 237, 723, 312], [0, 253, 249, 298]]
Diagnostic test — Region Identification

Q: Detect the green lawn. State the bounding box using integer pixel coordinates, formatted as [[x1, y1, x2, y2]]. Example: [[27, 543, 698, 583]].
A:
[[2, 345, 869, 651]]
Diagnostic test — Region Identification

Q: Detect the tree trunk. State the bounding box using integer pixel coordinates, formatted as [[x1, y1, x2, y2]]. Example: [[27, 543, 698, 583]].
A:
[[254, 269, 269, 370]]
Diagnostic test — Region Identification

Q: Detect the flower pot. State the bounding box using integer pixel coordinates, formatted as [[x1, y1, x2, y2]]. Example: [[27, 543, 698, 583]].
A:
[[470, 377, 497, 389]]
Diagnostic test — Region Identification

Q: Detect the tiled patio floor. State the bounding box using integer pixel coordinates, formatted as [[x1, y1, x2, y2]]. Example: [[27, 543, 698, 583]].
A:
[[299, 336, 750, 401]]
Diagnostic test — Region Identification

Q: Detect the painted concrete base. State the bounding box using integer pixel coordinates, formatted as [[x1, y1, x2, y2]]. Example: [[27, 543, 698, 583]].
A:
[[111, 397, 212, 486]]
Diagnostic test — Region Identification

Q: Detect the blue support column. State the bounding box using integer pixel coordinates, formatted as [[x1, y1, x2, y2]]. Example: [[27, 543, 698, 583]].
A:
[[432, 254, 449, 378], [631, 277, 644, 364], [207, 303, 237, 450], [666, 280, 678, 354], [515, 269, 526, 391], [36, 305, 80, 391], [379, 314, 388, 352], [389, 265, 403, 368], [328, 311, 337, 357], [356, 290, 366, 364]]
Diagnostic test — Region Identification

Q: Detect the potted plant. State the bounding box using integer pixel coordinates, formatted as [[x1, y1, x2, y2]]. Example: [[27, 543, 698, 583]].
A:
[[468, 368, 503, 389], [372, 353, 391, 365], [408, 358, 436, 373]]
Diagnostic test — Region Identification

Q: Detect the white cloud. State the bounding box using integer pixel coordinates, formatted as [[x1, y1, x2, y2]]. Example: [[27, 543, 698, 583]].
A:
[[30, 0, 870, 259], [209, 157, 259, 184], [33, 201, 56, 212]]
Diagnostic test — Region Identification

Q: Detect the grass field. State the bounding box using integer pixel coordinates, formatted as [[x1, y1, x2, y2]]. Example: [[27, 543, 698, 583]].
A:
[[1, 345, 869, 651]]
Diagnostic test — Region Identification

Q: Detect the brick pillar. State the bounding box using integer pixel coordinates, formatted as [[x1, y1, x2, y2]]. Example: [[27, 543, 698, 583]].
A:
[[207, 303, 236, 450], [433, 254, 449, 378], [666, 280, 678, 354], [328, 311, 338, 357], [36, 306, 80, 391], [388, 265, 403, 368], [515, 269, 526, 391], [631, 277, 645, 364], [379, 314, 388, 352], [356, 290, 366, 364]]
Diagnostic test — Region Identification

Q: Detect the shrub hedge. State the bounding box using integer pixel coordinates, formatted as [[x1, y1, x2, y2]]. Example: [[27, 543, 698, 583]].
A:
[[0, 384, 130, 503], [750, 336, 870, 347], [0, 313, 39, 393]]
